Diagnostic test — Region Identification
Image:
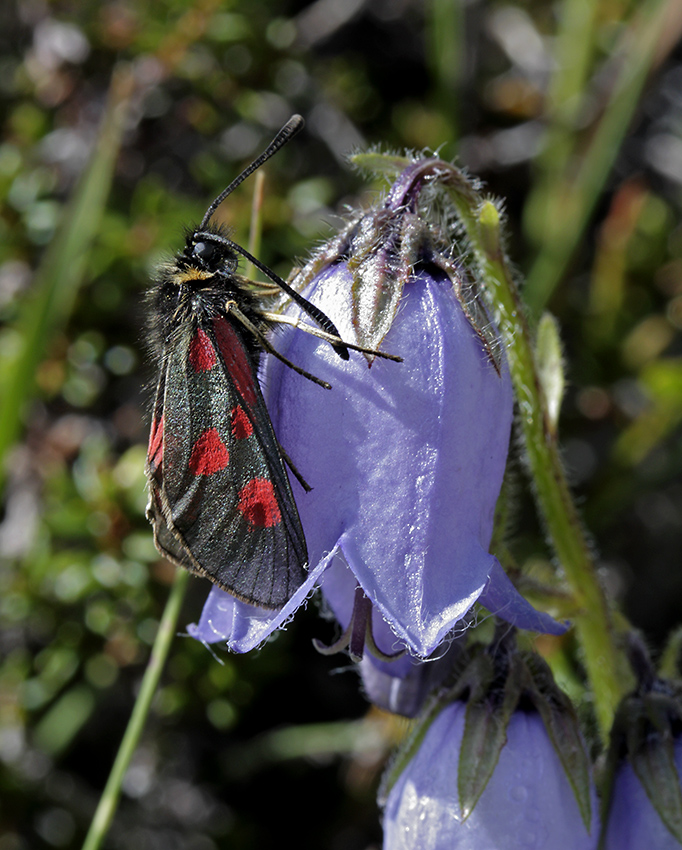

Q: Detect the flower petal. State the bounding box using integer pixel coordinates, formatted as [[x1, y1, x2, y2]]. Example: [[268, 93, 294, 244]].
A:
[[359, 641, 463, 717], [478, 558, 568, 636], [187, 552, 333, 653]]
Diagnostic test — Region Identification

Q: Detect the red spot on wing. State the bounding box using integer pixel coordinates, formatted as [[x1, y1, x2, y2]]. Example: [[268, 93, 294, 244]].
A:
[[148, 414, 164, 471], [189, 328, 217, 372], [212, 317, 258, 408], [188, 428, 230, 476], [237, 478, 282, 528], [231, 405, 253, 439]]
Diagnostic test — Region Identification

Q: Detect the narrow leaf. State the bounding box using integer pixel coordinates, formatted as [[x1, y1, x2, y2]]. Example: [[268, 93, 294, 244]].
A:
[[379, 655, 485, 806], [457, 656, 523, 819], [526, 653, 593, 831]]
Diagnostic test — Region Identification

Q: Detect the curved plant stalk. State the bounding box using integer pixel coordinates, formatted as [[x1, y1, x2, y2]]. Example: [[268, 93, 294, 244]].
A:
[[81, 567, 189, 850], [82, 109, 277, 846]]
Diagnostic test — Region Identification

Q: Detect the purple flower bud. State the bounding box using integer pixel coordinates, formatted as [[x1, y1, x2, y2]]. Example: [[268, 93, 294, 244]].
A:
[[188, 158, 566, 655], [382, 701, 599, 850], [603, 740, 682, 849]]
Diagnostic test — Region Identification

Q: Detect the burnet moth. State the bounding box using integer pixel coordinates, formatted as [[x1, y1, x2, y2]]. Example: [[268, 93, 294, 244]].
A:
[[145, 115, 399, 610]]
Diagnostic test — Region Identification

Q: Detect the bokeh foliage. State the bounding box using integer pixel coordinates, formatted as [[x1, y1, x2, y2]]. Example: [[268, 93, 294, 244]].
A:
[[0, 1, 681, 848]]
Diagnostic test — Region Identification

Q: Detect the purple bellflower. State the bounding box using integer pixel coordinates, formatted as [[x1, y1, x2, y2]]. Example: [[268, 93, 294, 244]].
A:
[[381, 638, 599, 850], [603, 740, 682, 850], [382, 700, 599, 850], [188, 157, 566, 656], [358, 633, 464, 719]]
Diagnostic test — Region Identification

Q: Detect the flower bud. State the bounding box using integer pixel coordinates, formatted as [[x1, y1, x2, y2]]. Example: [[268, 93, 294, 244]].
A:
[[382, 702, 598, 850], [603, 741, 682, 850], [381, 639, 598, 849]]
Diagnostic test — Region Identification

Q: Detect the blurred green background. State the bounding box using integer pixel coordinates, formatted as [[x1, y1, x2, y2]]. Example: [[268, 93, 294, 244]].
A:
[[0, 1, 681, 848]]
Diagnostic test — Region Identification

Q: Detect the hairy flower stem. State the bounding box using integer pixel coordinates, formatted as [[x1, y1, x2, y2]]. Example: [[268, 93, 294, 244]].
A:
[[82, 567, 190, 850], [471, 200, 627, 742]]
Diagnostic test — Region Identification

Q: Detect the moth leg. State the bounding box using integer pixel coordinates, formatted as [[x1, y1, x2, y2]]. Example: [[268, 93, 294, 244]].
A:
[[278, 443, 312, 493], [224, 300, 332, 389], [259, 311, 403, 362]]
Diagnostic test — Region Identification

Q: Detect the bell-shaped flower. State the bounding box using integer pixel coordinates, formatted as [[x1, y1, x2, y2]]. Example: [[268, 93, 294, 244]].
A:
[[189, 156, 566, 656], [381, 638, 598, 849], [382, 702, 599, 850], [358, 630, 464, 719]]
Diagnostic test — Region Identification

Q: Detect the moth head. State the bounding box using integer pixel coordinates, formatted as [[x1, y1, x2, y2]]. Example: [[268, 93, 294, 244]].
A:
[[182, 230, 239, 276]]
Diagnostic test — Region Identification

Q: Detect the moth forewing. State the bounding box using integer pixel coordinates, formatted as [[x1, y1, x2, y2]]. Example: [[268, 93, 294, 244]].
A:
[[144, 115, 400, 609]]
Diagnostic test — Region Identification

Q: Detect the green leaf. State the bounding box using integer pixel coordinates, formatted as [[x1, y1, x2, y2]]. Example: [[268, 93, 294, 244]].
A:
[[525, 653, 593, 831], [457, 655, 523, 819], [33, 685, 95, 756], [659, 628, 682, 681]]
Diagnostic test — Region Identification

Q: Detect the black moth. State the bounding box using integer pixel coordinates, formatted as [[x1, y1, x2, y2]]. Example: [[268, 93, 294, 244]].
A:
[[145, 116, 397, 610]]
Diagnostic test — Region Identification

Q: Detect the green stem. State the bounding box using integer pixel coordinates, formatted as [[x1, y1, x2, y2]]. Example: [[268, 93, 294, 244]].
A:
[[426, 0, 465, 141], [82, 567, 190, 850], [473, 200, 627, 741]]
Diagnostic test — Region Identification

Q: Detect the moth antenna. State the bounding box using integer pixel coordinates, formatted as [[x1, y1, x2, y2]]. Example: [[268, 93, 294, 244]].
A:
[[200, 115, 305, 230]]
